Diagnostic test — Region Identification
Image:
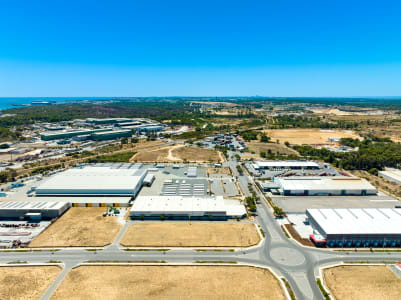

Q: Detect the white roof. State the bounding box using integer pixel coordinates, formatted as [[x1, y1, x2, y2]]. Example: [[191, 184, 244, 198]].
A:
[[0, 201, 67, 210], [379, 169, 401, 182], [131, 196, 246, 217], [36, 166, 146, 195], [307, 208, 401, 235], [275, 177, 376, 191], [255, 161, 319, 168]]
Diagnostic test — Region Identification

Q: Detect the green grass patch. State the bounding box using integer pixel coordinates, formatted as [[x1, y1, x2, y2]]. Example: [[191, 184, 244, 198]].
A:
[[316, 279, 331, 300], [281, 278, 296, 300]]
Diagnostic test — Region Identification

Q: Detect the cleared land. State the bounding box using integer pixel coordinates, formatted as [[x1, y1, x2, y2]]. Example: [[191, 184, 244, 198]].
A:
[[247, 141, 298, 155], [263, 129, 360, 145], [0, 266, 60, 300], [51, 265, 285, 300], [131, 145, 223, 162], [120, 222, 260, 247], [207, 167, 232, 175], [29, 208, 122, 247], [323, 265, 401, 300]]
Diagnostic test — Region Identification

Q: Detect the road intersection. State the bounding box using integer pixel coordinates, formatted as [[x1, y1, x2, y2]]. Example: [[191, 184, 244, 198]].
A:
[[1, 151, 401, 299]]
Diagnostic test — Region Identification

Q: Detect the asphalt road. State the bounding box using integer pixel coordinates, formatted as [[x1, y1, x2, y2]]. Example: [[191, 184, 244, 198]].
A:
[[1, 150, 401, 300]]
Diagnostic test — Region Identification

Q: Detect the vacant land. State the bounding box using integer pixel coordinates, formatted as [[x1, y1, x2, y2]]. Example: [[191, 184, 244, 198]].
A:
[[29, 208, 122, 247], [0, 266, 60, 300], [51, 265, 285, 300], [323, 265, 401, 300], [131, 145, 223, 162], [207, 167, 232, 175], [247, 141, 299, 155], [263, 129, 361, 145], [120, 222, 260, 247]]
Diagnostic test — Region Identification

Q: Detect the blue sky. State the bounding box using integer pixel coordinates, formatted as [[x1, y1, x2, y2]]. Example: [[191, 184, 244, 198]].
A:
[[1, 0, 401, 97]]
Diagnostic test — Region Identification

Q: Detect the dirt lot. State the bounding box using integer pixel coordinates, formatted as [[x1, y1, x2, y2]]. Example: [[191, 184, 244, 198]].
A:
[[247, 141, 299, 155], [207, 167, 232, 175], [29, 208, 122, 247], [120, 222, 260, 247], [263, 129, 361, 145], [51, 265, 285, 300], [323, 265, 401, 300], [0, 266, 60, 300], [131, 145, 223, 162]]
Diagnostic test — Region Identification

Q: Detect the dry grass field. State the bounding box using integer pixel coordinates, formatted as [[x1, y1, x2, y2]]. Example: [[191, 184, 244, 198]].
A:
[[323, 265, 401, 300], [0, 266, 60, 300], [207, 167, 232, 175], [120, 222, 260, 247], [29, 208, 122, 247], [263, 129, 361, 145], [51, 265, 285, 300], [247, 141, 299, 155], [131, 145, 223, 162]]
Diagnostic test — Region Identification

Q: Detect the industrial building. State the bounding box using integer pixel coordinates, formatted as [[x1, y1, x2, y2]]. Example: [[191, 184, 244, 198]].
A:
[[273, 176, 377, 196], [252, 161, 320, 170], [0, 201, 70, 220], [130, 195, 246, 220], [91, 129, 132, 141], [126, 124, 163, 133], [307, 208, 401, 247], [40, 128, 109, 141], [85, 118, 132, 125], [379, 168, 401, 185], [35, 165, 146, 197]]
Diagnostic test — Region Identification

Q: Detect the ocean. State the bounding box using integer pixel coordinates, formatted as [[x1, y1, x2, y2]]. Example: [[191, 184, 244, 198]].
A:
[[0, 97, 114, 110]]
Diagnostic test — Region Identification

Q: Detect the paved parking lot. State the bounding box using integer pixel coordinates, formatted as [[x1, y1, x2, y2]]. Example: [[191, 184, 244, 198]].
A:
[[272, 193, 401, 213]]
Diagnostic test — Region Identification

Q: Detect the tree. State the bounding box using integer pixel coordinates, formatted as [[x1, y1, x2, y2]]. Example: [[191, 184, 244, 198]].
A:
[[260, 134, 270, 143]]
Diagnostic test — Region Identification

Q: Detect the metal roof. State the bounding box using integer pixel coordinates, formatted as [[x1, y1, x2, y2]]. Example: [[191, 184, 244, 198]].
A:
[[255, 161, 319, 168], [275, 177, 376, 191], [131, 196, 246, 217], [0, 201, 67, 210], [307, 208, 401, 235], [36, 165, 146, 195]]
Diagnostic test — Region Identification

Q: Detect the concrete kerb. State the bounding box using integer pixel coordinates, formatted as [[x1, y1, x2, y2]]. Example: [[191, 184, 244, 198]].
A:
[[0, 262, 64, 267]]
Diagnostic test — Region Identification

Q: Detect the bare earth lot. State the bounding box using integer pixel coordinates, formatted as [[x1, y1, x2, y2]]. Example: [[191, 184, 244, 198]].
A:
[[120, 222, 260, 247], [29, 208, 122, 247], [323, 265, 401, 300], [51, 265, 285, 300], [247, 141, 299, 155], [0, 266, 60, 300], [131, 145, 223, 162], [263, 129, 360, 145]]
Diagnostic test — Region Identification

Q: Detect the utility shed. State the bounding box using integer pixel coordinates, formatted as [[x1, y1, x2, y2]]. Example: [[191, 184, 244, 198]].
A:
[[307, 208, 401, 247], [35, 165, 146, 197], [130, 195, 246, 220], [274, 176, 377, 196], [0, 201, 70, 220], [379, 168, 401, 185]]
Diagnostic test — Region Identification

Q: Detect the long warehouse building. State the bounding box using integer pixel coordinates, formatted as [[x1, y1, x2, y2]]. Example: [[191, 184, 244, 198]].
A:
[[130, 195, 246, 220], [0, 201, 70, 220], [273, 176, 377, 196], [35, 164, 146, 197], [253, 160, 320, 170], [307, 208, 401, 247]]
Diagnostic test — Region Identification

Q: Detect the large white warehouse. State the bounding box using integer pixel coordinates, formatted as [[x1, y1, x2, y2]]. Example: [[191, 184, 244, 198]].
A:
[[307, 208, 401, 247], [274, 176, 377, 196], [130, 195, 246, 220], [253, 161, 319, 170], [35, 165, 146, 197]]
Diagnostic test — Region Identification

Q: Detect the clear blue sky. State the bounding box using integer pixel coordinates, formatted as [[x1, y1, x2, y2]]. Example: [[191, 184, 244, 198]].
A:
[[1, 0, 401, 97]]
